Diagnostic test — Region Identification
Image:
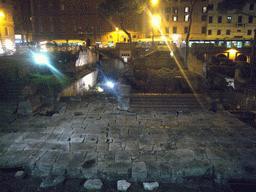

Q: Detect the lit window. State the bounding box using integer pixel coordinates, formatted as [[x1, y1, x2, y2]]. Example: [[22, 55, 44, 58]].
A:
[[173, 15, 178, 21], [173, 7, 178, 13], [184, 15, 189, 21], [227, 16, 232, 23], [202, 6, 207, 13], [184, 7, 190, 13]]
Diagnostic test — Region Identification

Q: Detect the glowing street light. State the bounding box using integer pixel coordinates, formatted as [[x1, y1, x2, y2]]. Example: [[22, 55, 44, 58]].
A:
[[152, 14, 161, 27], [152, 0, 158, 6], [151, 14, 161, 47]]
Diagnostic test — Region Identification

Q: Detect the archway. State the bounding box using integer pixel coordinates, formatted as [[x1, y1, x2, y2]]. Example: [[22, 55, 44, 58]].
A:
[[236, 54, 247, 62]]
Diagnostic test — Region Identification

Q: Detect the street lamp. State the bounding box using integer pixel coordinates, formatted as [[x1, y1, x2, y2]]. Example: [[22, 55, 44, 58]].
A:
[[151, 14, 160, 47], [152, 0, 158, 6]]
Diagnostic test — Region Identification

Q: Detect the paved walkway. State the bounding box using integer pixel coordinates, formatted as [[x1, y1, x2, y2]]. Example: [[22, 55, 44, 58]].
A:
[[0, 93, 256, 185]]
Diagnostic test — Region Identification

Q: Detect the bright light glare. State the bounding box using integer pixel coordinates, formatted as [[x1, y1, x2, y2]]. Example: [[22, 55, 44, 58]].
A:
[[34, 54, 48, 64], [5, 39, 13, 50], [228, 49, 237, 54], [97, 86, 104, 92], [106, 81, 114, 88], [152, 0, 158, 6], [152, 15, 161, 27], [0, 12, 4, 18]]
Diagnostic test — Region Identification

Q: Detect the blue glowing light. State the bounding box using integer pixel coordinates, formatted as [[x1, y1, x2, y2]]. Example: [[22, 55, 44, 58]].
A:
[[106, 81, 114, 88]]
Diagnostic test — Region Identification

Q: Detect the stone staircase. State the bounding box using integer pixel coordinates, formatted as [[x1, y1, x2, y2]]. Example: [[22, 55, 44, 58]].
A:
[[130, 93, 209, 111]]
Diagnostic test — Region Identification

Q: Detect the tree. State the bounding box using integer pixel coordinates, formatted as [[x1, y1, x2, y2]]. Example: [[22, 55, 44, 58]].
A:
[[98, 0, 147, 47], [184, 0, 201, 64], [217, 0, 256, 17]]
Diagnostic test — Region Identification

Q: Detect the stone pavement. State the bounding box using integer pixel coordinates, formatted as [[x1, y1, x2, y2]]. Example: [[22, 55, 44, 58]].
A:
[[0, 94, 256, 185]]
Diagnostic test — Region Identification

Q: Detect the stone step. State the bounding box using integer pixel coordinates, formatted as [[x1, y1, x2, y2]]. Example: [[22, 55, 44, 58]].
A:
[[130, 94, 208, 110]]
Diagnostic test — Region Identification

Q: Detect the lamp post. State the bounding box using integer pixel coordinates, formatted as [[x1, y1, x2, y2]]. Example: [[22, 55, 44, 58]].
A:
[[116, 28, 119, 43], [152, 15, 160, 47]]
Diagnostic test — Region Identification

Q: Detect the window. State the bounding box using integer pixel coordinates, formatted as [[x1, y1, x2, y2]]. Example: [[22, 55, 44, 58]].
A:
[[217, 30, 221, 35], [97, 26, 101, 31], [248, 30, 252, 35], [208, 30, 212, 35], [237, 30, 241, 32], [202, 15, 207, 21], [202, 27, 206, 34], [202, 6, 207, 13], [226, 30, 230, 35], [49, 4, 54, 11], [250, 3, 254, 10], [39, 25, 43, 33], [73, 24, 77, 32], [173, 27, 177, 33], [227, 16, 232, 23], [50, 25, 54, 32], [184, 15, 189, 21], [218, 16, 222, 23], [238, 16, 242, 23], [173, 15, 178, 21], [49, 17, 53, 23], [38, 4, 42, 11], [60, 4, 64, 11], [5, 27, 8, 36], [166, 27, 169, 33], [184, 27, 188, 33], [165, 7, 171, 13], [208, 4, 213, 10], [166, 15, 169, 21], [209, 16, 212, 23], [249, 16, 253, 23], [173, 7, 178, 13], [184, 7, 190, 13]]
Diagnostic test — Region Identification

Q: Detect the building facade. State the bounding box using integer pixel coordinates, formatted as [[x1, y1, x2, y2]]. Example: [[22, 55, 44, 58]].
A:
[[206, 0, 256, 48], [141, 0, 209, 46], [29, 0, 143, 46], [29, 0, 256, 48], [0, 0, 15, 51]]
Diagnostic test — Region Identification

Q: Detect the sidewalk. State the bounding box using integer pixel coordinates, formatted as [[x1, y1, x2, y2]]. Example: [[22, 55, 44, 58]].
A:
[[0, 92, 256, 185]]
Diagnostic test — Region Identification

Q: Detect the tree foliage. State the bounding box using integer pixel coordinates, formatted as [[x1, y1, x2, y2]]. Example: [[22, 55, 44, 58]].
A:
[[98, 0, 148, 45], [217, 0, 256, 16]]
